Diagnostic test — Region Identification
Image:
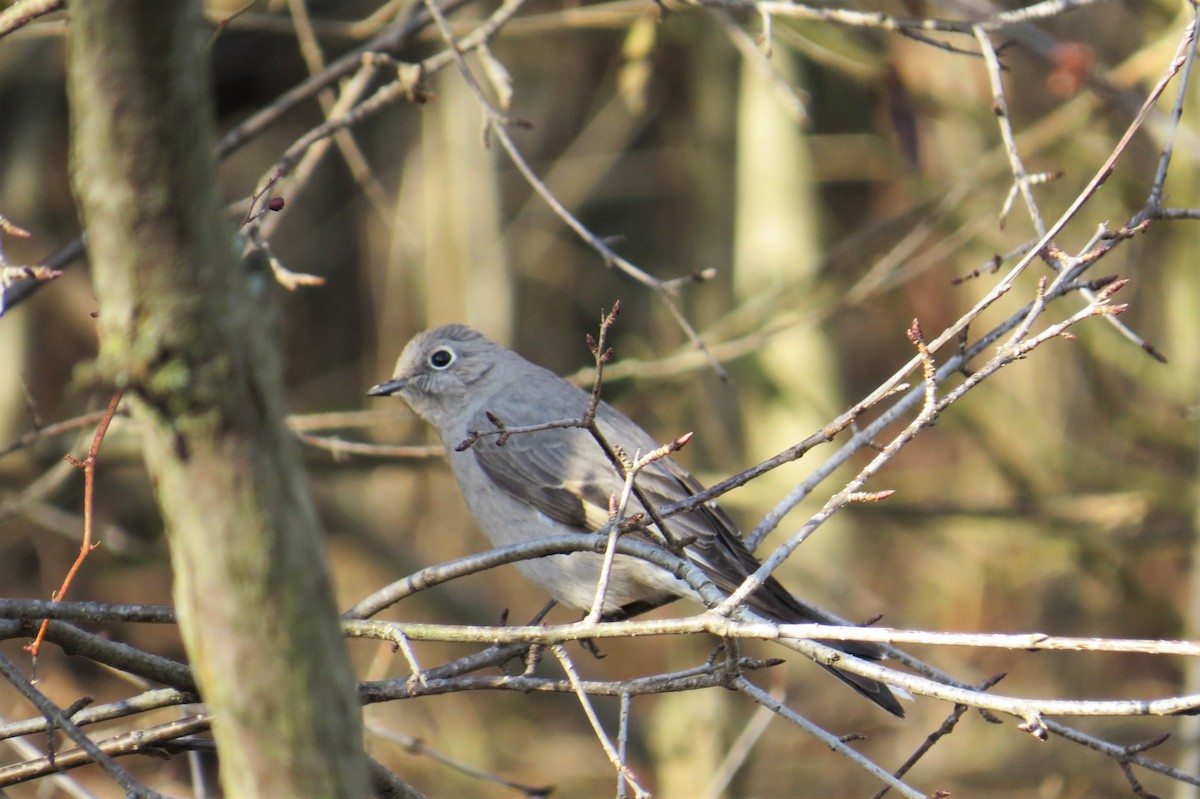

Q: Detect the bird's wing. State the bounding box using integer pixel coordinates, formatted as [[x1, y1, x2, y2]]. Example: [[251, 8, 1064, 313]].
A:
[[630, 456, 826, 620], [468, 419, 620, 533]]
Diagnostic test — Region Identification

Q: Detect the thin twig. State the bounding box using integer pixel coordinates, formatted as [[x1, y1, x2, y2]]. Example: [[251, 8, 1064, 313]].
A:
[[0, 409, 118, 460], [24, 390, 123, 661], [828, 17, 1193, 436], [294, 431, 444, 460], [368, 726, 554, 797], [419, 0, 727, 375], [734, 676, 926, 799], [550, 644, 651, 798], [0, 651, 163, 797], [728, 282, 1125, 611]]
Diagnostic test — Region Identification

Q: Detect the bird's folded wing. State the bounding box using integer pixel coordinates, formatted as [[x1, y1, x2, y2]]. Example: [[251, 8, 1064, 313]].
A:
[[470, 422, 617, 533], [469, 412, 749, 573]]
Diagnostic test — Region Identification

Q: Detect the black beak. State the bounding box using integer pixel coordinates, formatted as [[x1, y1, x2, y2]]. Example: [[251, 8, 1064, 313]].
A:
[[367, 379, 406, 397]]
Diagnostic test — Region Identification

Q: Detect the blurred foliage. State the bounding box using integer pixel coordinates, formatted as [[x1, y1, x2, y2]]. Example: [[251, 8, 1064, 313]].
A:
[[0, 0, 1198, 796]]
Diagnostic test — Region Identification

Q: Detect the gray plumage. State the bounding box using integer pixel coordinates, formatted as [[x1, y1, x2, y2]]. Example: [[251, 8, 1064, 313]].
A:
[[369, 324, 904, 717]]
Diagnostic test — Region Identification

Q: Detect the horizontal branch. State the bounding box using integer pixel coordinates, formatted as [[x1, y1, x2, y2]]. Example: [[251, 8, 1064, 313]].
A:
[[0, 713, 211, 788], [346, 614, 1200, 719], [359, 655, 782, 702], [0, 599, 176, 624], [344, 615, 1200, 658], [0, 687, 195, 742]]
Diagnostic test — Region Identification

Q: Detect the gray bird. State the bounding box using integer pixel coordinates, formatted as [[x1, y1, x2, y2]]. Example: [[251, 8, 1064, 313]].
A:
[[369, 324, 904, 717]]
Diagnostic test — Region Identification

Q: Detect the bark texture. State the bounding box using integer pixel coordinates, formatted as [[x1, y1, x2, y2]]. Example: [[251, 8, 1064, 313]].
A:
[[67, 3, 369, 797]]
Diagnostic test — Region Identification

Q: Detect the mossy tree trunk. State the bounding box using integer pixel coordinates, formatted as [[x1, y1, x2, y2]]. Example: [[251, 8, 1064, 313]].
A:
[[66, 3, 369, 797]]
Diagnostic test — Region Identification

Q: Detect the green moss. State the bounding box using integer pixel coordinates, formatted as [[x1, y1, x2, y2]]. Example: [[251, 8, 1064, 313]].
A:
[[145, 354, 191, 397]]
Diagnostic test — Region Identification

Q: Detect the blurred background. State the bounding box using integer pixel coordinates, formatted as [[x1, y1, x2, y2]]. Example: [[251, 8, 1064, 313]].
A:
[[1, 0, 1198, 796]]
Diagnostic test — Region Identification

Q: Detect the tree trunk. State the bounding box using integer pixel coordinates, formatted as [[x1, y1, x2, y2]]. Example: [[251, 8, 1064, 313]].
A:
[[66, 2, 369, 797]]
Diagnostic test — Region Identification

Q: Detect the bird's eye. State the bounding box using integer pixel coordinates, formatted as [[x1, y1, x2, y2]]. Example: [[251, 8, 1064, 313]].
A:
[[428, 347, 456, 370]]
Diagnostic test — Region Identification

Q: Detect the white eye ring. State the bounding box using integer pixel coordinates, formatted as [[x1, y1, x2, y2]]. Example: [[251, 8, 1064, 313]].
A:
[[428, 347, 456, 370]]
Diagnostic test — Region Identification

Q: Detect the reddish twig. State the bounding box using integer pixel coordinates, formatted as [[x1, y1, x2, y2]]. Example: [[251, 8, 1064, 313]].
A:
[[24, 389, 124, 663]]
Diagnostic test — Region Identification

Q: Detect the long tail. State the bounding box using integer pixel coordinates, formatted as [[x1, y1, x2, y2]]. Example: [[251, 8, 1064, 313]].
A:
[[818, 659, 906, 718]]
